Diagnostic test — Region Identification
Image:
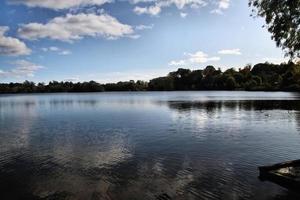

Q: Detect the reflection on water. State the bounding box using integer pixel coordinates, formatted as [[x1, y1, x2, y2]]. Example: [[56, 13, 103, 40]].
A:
[[166, 100, 300, 111], [1, 92, 300, 200]]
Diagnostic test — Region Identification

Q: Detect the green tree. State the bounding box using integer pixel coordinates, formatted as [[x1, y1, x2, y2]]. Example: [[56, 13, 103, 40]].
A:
[[225, 76, 237, 90], [188, 70, 203, 89], [169, 68, 191, 90], [148, 76, 174, 91], [249, 0, 300, 58]]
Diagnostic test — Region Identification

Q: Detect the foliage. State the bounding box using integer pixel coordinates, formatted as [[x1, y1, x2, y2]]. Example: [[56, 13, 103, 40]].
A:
[[1, 62, 300, 93], [249, 0, 300, 58]]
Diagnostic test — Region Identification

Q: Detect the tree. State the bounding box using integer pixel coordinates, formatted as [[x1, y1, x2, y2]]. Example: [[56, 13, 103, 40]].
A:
[[249, 0, 300, 58], [203, 65, 216, 77], [2, 63, 300, 93], [187, 70, 203, 89], [169, 68, 191, 90], [148, 76, 174, 91], [225, 76, 237, 90]]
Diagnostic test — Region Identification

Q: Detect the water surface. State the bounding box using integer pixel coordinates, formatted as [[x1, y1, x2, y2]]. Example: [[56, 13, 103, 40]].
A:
[[1, 91, 300, 200]]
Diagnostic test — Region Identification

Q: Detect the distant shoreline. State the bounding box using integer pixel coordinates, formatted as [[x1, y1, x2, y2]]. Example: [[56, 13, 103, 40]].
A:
[[1, 62, 300, 93], [0, 89, 298, 95]]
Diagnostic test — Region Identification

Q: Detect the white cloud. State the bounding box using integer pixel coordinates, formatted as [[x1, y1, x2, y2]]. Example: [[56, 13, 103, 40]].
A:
[[180, 12, 188, 18], [133, 0, 207, 16], [135, 24, 154, 30], [128, 34, 141, 39], [130, 0, 156, 3], [219, 0, 230, 9], [49, 46, 59, 51], [211, 0, 230, 14], [8, 0, 111, 10], [169, 59, 187, 66], [210, 9, 222, 14], [69, 6, 105, 14], [218, 48, 241, 55], [59, 50, 72, 55], [42, 46, 60, 52], [18, 13, 135, 42], [169, 51, 220, 66], [212, 0, 230, 14], [0, 26, 31, 56], [41, 46, 72, 55], [187, 51, 220, 63], [134, 5, 161, 16], [161, 0, 207, 9], [0, 60, 44, 78]]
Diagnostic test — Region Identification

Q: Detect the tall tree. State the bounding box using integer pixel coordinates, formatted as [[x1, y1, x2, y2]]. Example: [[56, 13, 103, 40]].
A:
[[249, 0, 300, 58]]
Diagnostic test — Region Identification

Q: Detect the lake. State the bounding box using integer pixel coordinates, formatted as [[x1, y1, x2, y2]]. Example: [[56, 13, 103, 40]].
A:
[[1, 91, 300, 200]]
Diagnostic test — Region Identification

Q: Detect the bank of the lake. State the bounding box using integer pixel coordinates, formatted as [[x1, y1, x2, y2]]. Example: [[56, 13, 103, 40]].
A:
[[1, 62, 300, 94]]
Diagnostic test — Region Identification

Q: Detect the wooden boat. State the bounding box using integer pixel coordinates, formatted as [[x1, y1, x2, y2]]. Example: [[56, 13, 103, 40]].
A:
[[259, 160, 300, 191]]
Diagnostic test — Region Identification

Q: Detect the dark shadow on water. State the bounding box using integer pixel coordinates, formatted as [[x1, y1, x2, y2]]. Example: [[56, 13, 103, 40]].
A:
[[164, 100, 300, 112], [267, 191, 300, 200]]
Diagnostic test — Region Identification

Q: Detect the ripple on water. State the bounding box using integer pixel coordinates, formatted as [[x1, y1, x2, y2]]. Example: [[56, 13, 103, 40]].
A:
[[1, 92, 300, 199]]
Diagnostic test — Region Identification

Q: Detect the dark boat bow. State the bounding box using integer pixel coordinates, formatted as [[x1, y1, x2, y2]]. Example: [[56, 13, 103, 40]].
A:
[[259, 160, 300, 191]]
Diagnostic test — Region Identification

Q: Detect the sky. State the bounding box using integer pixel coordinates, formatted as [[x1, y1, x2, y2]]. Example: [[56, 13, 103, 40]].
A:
[[0, 0, 289, 83]]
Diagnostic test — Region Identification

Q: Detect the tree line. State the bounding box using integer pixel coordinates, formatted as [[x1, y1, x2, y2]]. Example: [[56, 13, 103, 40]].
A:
[[1, 62, 300, 93]]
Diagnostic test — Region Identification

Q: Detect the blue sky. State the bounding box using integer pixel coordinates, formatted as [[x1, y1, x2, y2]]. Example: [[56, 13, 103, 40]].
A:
[[0, 0, 288, 83]]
